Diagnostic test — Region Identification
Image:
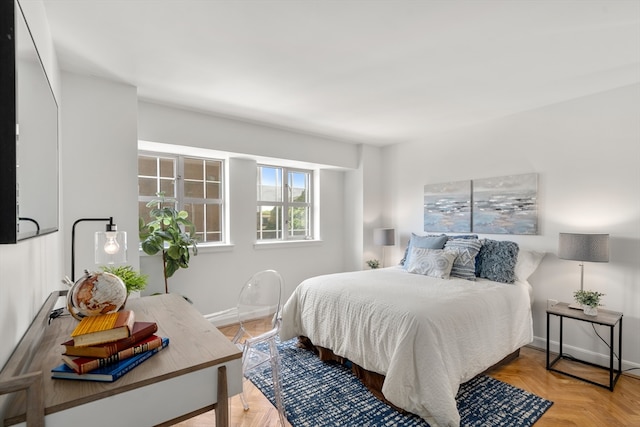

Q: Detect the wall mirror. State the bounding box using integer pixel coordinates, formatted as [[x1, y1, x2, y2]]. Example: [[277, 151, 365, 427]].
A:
[[0, 0, 59, 243]]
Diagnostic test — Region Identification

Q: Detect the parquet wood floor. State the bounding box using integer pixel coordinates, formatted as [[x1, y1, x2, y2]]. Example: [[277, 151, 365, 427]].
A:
[[174, 321, 640, 427]]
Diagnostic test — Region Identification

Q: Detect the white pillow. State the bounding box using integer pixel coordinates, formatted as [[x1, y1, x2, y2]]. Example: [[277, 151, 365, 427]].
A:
[[514, 250, 545, 281], [406, 247, 457, 279]]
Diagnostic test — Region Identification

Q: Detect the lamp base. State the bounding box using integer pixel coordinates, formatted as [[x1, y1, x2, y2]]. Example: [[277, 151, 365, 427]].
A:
[[568, 302, 583, 310]]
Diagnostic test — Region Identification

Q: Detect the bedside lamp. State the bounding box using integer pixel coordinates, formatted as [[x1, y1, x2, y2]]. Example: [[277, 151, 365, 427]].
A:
[[558, 232, 609, 309], [374, 228, 395, 267]]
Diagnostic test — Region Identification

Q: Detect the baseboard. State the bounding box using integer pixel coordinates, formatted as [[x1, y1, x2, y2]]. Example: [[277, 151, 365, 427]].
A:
[[530, 336, 640, 377], [204, 306, 274, 328]]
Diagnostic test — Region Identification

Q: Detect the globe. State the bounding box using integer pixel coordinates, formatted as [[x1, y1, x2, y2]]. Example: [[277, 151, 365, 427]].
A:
[[67, 271, 127, 320]]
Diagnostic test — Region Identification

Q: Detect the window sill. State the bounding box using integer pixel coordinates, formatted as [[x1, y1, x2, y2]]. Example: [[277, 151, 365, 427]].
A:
[[254, 240, 323, 250], [139, 243, 234, 256]]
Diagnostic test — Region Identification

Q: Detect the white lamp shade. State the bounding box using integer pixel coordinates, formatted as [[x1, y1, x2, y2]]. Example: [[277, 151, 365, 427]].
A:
[[374, 228, 395, 246]]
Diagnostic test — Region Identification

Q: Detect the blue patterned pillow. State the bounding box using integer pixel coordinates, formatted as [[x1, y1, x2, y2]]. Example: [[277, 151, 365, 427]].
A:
[[406, 248, 456, 279], [401, 233, 448, 268], [444, 238, 482, 280], [447, 234, 478, 240], [475, 239, 520, 284]]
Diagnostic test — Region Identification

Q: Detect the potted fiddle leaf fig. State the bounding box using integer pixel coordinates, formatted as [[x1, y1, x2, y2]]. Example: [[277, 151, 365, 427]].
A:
[[573, 290, 604, 316], [139, 192, 198, 294]]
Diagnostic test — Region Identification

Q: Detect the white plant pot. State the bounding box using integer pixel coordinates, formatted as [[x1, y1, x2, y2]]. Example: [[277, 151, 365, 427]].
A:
[[583, 306, 598, 316]]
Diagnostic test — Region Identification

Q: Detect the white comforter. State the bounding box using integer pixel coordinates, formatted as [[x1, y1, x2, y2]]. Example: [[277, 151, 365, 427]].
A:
[[280, 266, 533, 427]]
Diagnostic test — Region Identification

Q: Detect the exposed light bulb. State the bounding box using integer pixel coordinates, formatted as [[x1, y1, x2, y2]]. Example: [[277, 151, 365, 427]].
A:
[[103, 232, 120, 255]]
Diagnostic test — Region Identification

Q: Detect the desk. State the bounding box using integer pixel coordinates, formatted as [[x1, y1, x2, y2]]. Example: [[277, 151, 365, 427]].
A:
[[546, 302, 622, 391], [2, 293, 242, 426]]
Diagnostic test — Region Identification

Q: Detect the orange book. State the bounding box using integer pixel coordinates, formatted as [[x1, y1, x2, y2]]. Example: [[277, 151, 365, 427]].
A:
[[62, 335, 163, 374], [62, 321, 158, 358], [70, 310, 135, 347]]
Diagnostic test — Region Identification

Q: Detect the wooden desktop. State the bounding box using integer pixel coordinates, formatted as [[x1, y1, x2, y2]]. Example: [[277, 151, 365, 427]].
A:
[[1, 291, 242, 426]]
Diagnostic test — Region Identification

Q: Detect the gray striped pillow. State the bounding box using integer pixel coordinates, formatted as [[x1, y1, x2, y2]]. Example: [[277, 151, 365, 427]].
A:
[[444, 238, 483, 280]]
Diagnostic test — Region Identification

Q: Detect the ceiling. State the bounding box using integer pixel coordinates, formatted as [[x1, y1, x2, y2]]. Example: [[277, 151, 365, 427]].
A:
[[41, 0, 640, 146]]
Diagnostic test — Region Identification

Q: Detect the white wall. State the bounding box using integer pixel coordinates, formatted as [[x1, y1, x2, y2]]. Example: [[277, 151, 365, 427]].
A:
[[61, 73, 140, 280], [138, 101, 357, 316], [382, 83, 640, 370]]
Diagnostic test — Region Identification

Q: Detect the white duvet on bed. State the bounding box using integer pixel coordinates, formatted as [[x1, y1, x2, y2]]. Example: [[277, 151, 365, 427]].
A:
[[280, 266, 533, 427]]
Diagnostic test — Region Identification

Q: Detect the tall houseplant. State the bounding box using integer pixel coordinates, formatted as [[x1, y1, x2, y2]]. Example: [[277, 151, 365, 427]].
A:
[[139, 192, 198, 293]]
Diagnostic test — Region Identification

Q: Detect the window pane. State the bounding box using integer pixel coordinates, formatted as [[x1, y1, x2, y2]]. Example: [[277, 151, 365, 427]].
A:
[[257, 205, 282, 239], [160, 179, 175, 197], [288, 206, 309, 237], [159, 158, 174, 178], [184, 180, 204, 198], [138, 156, 157, 176], [206, 161, 221, 182], [288, 171, 309, 203], [206, 232, 222, 242], [258, 166, 282, 202], [138, 177, 157, 197], [184, 158, 203, 180], [139, 201, 153, 222], [206, 182, 220, 199], [206, 204, 221, 233]]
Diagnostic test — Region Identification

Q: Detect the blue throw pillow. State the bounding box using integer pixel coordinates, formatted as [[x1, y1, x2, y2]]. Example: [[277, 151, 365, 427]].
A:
[[475, 239, 520, 283], [401, 233, 448, 268], [444, 238, 482, 280]]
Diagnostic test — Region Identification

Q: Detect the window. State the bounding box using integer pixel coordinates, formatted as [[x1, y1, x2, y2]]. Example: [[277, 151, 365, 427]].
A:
[[257, 165, 313, 241], [138, 153, 225, 243]]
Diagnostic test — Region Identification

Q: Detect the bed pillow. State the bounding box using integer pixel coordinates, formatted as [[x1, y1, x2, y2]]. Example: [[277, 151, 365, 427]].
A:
[[514, 250, 545, 281], [406, 247, 456, 279], [475, 239, 520, 284], [444, 238, 483, 280], [400, 233, 448, 268], [446, 234, 478, 240]]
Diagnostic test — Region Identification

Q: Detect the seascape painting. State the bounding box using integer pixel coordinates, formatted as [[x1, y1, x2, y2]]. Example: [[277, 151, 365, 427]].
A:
[[472, 173, 538, 235], [423, 180, 471, 232]]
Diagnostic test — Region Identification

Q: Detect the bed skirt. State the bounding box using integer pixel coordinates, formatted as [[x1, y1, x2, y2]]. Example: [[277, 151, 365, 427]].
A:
[[297, 336, 520, 413]]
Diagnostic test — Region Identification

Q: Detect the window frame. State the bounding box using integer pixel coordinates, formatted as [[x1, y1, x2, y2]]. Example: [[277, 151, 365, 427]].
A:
[[138, 151, 226, 245], [256, 164, 314, 242]]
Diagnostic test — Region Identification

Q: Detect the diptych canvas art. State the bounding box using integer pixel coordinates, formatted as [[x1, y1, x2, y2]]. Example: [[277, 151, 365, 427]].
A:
[[424, 173, 538, 235]]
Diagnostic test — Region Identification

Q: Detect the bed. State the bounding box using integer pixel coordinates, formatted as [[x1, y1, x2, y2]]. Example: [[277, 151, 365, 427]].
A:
[[280, 236, 543, 427]]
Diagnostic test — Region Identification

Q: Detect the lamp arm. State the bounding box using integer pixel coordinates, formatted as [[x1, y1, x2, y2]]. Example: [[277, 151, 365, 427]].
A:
[[71, 217, 113, 282]]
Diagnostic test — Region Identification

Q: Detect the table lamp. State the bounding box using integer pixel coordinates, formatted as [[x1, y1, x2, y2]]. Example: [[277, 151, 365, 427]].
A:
[[558, 232, 609, 309], [374, 228, 395, 267], [71, 217, 127, 281]]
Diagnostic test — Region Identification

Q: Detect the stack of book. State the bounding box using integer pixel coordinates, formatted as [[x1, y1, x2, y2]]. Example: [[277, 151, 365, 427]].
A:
[[51, 310, 169, 382]]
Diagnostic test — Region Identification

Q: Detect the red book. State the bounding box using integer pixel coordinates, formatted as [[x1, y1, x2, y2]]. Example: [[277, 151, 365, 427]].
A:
[[62, 321, 158, 358], [62, 335, 163, 374]]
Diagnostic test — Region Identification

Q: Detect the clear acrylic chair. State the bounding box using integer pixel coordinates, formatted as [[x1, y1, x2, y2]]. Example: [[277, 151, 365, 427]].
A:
[[231, 270, 286, 426]]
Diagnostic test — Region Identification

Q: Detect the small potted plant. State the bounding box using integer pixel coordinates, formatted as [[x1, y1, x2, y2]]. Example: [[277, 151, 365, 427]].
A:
[[573, 290, 604, 316], [366, 259, 380, 269], [100, 265, 148, 295]]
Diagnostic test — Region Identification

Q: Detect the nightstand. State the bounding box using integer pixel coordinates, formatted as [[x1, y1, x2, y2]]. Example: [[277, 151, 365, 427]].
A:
[[546, 302, 622, 391]]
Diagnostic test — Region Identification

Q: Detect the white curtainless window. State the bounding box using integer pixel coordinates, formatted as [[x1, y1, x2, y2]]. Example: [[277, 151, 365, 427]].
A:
[[257, 165, 313, 241], [138, 152, 225, 243]]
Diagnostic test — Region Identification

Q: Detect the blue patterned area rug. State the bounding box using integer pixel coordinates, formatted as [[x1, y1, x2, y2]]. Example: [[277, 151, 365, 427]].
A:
[[247, 339, 553, 427]]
